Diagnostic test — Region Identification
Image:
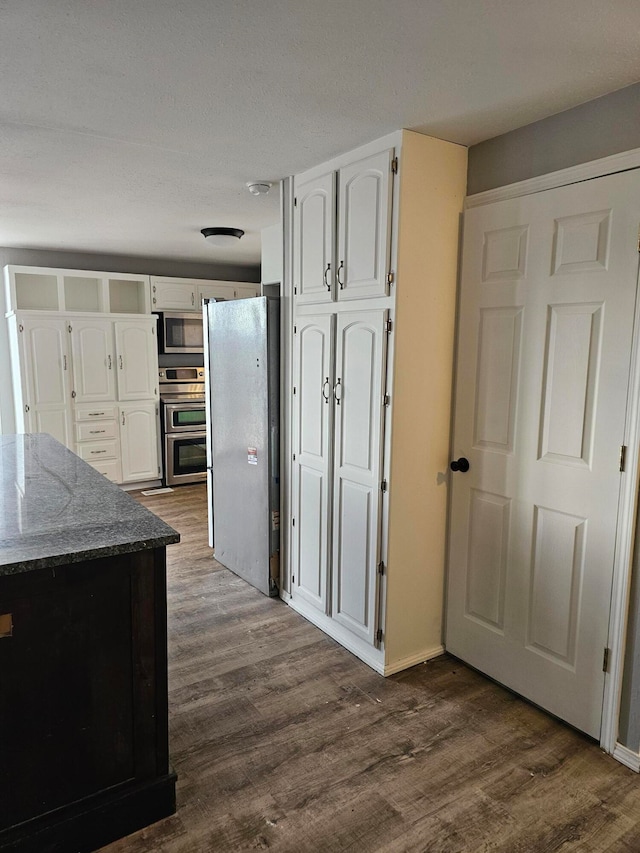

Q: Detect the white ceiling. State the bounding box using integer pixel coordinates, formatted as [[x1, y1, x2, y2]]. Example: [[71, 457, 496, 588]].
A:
[[2, 1, 640, 267]]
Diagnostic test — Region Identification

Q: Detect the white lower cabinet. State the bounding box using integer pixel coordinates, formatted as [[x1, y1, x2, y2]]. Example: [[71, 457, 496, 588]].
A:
[[74, 404, 121, 482], [119, 402, 160, 483], [291, 308, 388, 652]]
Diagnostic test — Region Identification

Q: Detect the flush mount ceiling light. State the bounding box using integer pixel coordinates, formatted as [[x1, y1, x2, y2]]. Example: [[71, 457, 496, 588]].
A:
[[200, 227, 244, 246], [246, 182, 272, 196]]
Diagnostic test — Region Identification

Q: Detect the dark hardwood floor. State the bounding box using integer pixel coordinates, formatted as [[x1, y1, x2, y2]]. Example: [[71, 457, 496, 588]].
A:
[[100, 485, 640, 853]]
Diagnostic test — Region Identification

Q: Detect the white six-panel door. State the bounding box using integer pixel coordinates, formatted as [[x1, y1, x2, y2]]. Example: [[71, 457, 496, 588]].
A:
[[291, 314, 335, 612], [331, 309, 387, 644], [446, 170, 640, 738]]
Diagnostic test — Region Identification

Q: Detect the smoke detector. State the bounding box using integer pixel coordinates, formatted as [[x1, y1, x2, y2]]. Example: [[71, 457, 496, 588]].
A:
[[246, 182, 272, 196]]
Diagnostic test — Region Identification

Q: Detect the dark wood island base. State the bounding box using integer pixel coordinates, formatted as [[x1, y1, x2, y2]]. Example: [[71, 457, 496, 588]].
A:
[[0, 435, 180, 853]]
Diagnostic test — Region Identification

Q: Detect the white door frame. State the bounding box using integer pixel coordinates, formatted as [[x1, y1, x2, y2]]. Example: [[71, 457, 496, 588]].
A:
[[466, 146, 640, 757]]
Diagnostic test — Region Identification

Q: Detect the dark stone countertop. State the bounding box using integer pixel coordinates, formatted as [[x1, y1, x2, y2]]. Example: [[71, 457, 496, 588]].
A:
[[0, 433, 180, 576]]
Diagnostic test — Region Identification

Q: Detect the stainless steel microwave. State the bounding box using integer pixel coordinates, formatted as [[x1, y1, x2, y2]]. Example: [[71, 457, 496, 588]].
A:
[[155, 312, 204, 354]]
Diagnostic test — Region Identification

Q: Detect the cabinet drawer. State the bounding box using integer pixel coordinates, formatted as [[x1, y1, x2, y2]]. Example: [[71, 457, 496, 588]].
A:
[[76, 405, 118, 421], [76, 421, 117, 442], [77, 440, 118, 462], [85, 459, 122, 483]]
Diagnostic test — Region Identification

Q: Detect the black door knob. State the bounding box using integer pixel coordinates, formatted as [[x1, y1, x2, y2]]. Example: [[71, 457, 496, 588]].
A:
[[450, 457, 470, 473]]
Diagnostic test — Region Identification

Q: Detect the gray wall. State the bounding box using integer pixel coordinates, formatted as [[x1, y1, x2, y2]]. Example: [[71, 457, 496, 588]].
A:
[[0, 247, 260, 433], [467, 81, 640, 195]]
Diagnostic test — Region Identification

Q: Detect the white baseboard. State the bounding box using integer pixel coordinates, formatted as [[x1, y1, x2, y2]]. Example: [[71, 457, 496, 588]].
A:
[[613, 743, 640, 772], [383, 645, 445, 676]]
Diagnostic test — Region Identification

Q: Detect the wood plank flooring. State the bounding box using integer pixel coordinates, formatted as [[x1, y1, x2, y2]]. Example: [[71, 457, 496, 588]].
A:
[[100, 485, 640, 853]]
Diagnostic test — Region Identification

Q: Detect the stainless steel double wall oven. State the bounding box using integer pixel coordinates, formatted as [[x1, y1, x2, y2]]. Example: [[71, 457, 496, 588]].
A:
[[158, 366, 207, 486]]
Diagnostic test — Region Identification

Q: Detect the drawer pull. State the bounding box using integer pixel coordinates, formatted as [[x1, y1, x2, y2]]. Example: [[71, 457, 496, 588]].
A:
[[89, 429, 106, 435], [91, 450, 108, 455], [88, 412, 105, 417]]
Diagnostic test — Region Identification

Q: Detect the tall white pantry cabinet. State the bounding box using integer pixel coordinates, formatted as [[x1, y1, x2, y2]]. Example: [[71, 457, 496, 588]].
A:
[[286, 131, 467, 675]]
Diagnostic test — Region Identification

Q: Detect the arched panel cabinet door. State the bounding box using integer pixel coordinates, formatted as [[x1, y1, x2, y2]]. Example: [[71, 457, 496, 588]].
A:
[[337, 149, 394, 302], [291, 313, 335, 613], [293, 171, 336, 305], [331, 308, 388, 645]]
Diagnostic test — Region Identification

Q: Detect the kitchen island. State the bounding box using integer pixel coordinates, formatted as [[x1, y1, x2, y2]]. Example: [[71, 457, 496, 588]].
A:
[[0, 433, 180, 853]]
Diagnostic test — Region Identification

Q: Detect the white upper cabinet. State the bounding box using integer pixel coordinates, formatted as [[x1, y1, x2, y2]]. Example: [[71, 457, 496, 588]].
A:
[[150, 278, 197, 311], [337, 150, 394, 301], [294, 171, 336, 305], [114, 320, 157, 401], [4, 266, 150, 314], [69, 318, 116, 404], [293, 150, 394, 306], [150, 276, 259, 310]]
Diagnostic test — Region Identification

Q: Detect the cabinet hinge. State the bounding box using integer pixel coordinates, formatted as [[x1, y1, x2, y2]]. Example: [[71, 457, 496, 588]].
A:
[[294, 325, 297, 334], [380, 479, 387, 493], [158, 466, 161, 475], [294, 286, 297, 295], [67, 324, 72, 333], [387, 271, 395, 286], [376, 628, 384, 643], [391, 157, 398, 174], [603, 647, 610, 672], [292, 453, 296, 461], [71, 390, 76, 399], [383, 393, 390, 407], [620, 445, 627, 472], [18, 324, 23, 332], [294, 197, 298, 207], [377, 561, 385, 576], [384, 319, 393, 334]]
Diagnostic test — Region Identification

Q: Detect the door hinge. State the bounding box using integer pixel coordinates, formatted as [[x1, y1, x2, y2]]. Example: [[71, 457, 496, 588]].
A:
[[603, 647, 610, 673], [380, 479, 387, 492], [383, 393, 390, 407], [377, 561, 385, 576], [384, 319, 393, 334], [620, 445, 627, 472], [387, 271, 395, 286], [391, 157, 398, 174], [376, 628, 384, 643]]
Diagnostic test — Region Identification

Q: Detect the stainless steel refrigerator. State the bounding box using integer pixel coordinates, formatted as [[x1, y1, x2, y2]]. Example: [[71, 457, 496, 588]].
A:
[[203, 297, 280, 596]]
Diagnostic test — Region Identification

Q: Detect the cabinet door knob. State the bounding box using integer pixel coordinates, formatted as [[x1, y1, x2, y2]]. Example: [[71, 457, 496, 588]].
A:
[[450, 457, 470, 473]]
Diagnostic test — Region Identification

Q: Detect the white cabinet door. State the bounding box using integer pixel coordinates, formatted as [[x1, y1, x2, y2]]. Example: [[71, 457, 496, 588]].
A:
[[120, 402, 159, 483], [331, 309, 387, 645], [294, 171, 336, 305], [291, 314, 335, 613], [150, 278, 196, 311], [114, 320, 157, 401], [197, 282, 236, 304], [233, 284, 260, 299], [69, 318, 115, 403], [18, 316, 74, 447], [337, 149, 393, 301]]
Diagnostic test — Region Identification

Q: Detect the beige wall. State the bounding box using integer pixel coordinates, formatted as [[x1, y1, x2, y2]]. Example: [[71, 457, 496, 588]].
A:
[[385, 130, 467, 667]]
